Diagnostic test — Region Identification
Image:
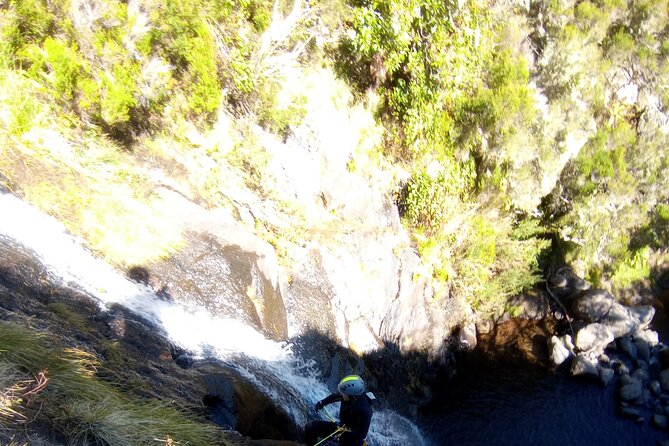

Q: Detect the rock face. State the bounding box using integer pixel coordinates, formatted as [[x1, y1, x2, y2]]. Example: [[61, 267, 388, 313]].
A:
[[145, 230, 289, 341], [133, 184, 469, 359]]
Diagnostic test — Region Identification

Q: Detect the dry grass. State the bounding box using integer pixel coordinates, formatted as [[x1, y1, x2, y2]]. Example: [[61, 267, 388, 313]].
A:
[[0, 322, 231, 446]]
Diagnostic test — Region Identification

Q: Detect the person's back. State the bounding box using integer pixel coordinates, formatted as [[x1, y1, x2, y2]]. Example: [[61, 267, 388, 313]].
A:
[[338, 392, 372, 445], [304, 375, 373, 446]]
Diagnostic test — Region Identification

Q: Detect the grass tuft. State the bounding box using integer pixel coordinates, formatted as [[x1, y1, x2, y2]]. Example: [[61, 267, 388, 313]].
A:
[[0, 322, 229, 445]]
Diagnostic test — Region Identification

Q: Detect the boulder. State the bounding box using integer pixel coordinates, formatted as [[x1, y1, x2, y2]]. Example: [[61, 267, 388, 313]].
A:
[[631, 367, 649, 383], [571, 289, 614, 322], [618, 378, 643, 401], [618, 337, 637, 359], [601, 303, 639, 339], [575, 323, 614, 355]]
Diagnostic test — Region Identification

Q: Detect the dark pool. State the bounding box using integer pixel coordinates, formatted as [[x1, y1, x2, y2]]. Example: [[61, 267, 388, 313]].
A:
[[419, 351, 668, 446]]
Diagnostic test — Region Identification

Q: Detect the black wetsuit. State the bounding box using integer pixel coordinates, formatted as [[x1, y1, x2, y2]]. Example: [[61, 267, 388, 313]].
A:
[[304, 393, 373, 446]]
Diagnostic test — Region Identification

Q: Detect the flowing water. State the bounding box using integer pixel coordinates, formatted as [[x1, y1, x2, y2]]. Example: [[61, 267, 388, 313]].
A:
[[0, 193, 425, 445]]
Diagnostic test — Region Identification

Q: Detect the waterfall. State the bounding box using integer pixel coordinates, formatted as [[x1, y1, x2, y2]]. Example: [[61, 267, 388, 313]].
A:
[[0, 193, 427, 445]]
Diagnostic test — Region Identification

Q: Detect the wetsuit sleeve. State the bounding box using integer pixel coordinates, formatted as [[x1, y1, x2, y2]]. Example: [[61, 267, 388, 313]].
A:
[[319, 393, 342, 407]]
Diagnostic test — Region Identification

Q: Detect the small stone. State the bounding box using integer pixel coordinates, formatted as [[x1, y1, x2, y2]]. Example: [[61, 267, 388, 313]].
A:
[[634, 389, 651, 406], [619, 374, 634, 385]]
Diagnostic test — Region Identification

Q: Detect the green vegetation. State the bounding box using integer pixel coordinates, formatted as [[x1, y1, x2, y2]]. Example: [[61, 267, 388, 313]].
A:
[[0, 322, 230, 445], [0, 0, 667, 323]]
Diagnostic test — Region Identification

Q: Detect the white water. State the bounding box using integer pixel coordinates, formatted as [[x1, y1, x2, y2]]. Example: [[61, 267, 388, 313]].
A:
[[0, 193, 426, 445]]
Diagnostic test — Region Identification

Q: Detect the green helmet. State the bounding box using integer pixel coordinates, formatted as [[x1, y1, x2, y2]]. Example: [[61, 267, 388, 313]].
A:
[[338, 375, 365, 396]]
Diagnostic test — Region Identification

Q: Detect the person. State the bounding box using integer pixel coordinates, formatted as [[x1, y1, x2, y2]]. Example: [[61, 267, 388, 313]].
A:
[[304, 375, 373, 446]]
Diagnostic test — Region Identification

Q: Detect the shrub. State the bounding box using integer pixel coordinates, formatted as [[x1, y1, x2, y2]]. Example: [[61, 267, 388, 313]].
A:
[[611, 246, 651, 289], [149, 0, 222, 118], [40, 38, 83, 101], [397, 171, 451, 234], [100, 61, 140, 127]]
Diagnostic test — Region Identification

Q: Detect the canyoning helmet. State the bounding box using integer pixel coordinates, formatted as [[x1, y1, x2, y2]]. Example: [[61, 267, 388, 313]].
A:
[[338, 375, 365, 396]]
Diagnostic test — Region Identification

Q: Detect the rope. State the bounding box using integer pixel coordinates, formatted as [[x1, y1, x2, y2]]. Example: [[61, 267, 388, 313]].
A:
[[319, 408, 336, 423], [313, 426, 347, 446]]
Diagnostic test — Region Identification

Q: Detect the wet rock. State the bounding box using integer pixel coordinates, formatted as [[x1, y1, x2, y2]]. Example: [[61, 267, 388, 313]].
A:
[[146, 232, 288, 341], [601, 303, 639, 338], [634, 388, 651, 406], [571, 289, 614, 322], [598, 366, 615, 386], [618, 337, 637, 359], [574, 323, 614, 355], [457, 322, 478, 351], [650, 380, 662, 396], [634, 339, 651, 362], [632, 367, 649, 384], [570, 354, 599, 378], [618, 378, 643, 401], [619, 405, 642, 419], [660, 369, 669, 391], [615, 361, 630, 376], [653, 414, 668, 430]]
